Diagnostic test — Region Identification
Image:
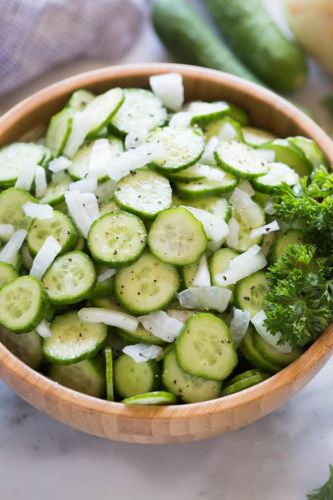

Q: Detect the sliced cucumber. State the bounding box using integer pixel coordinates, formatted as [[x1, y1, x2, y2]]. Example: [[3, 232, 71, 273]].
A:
[[122, 391, 177, 405], [43, 311, 107, 364], [99, 200, 121, 216], [234, 271, 268, 316], [0, 188, 35, 230], [0, 276, 47, 333], [252, 329, 302, 369], [173, 195, 231, 221], [147, 126, 205, 172], [215, 141, 269, 179], [252, 162, 299, 193], [222, 369, 269, 396], [167, 163, 207, 182], [42, 251, 96, 305], [182, 260, 201, 288], [84, 87, 125, 138], [288, 136, 327, 169], [175, 172, 237, 198], [271, 229, 304, 262], [0, 143, 48, 187], [114, 252, 179, 314], [176, 313, 237, 381], [239, 327, 280, 374], [39, 173, 72, 205], [261, 139, 312, 177], [45, 108, 73, 156], [88, 212, 147, 266], [48, 358, 105, 397], [187, 101, 248, 126], [110, 88, 167, 136], [67, 89, 95, 112], [228, 210, 264, 253], [114, 353, 159, 398], [242, 127, 275, 146], [27, 210, 78, 256], [162, 350, 222, 403], [0, 327, 42, 369], [105, 346, 114, 401], [20, 244, 34, 271], [148, 207, 207, 265], [116, 323, 165, 346], [203, 117, 243, 142], [114, 169, 172, 218], [0, 262, 18, 290], [209, 248, 238, 286], [90, 264, 114, 299]]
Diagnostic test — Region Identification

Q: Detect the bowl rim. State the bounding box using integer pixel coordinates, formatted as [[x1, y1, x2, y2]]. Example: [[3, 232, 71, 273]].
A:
[[1, 62, 333, 421]]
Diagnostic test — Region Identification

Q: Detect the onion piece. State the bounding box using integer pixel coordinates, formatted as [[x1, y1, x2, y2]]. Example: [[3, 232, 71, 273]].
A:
[[264, 200, 276, 215], [48, 156, 72, 173], [94, 180, 116, 203], [88, 139, 111, 177], [251, 310, 292, 354], [80, 193, 100, 221], [229, 187, 263, 229], [34, 166, 48, 198], [0, 229, 27, 264], [150, 73, 184, 111], [201, 136, 219, 165], [97, 268, 116, 283], [215, 245, 267, 286], [69, 176, 98, 193], [181, 206, 229, 249], [125, 130, 149, 150], [64, 111, 91, 158], [122, 343, 163, 363], [166, 309, 195, 322], [78, 307, 138, 333], [177, 286, 231, 313], [36, 320, 52, 339], [192, 254, 211, 287], [0, 224, 15, 241], [229, 308, 251, 347], [107, 143, 165, 182], [218, 122, 238, 141], [169, 111, 192, 128], [30, 235, 61, 279], [226, 217, 240, 249], [261, 162, 299, 187], [138, 311, 184, 343], [65, 190, 93, 238], [15, 162, 36, 191], [250, 221, 280, 239], [238, 181, 255, 197], [255, 149, 275, 162], [22, 201, 53, 219]]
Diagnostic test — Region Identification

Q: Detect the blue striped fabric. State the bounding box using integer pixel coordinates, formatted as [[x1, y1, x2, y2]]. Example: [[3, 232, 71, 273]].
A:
[[0, 0, 144, 95]]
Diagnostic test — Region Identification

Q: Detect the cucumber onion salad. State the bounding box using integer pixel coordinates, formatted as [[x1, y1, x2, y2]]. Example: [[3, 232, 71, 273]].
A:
[[0, 73, 330, 406]]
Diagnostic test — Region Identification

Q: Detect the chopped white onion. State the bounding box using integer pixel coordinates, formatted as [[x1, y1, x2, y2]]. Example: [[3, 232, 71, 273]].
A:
[[88, 139, 111, 177], [196, 164, 225, 182], [65, 190, 93, 238], [139, 311, 184, 343], [262, 162, 299, 186], [201, 136, 219, 165], [122, 343, 163, 363], [187, 101, 229, 116], [169, 111, 192, 128], [166, 309, 195, 322], [192, 254, 211, 287], [251, 310, 292, 354], [251, 220, 280, 239], [30, 235, 61, 279], [238, 181, 255, 197], [22, 201, 53, 219], [0, 229, 27, 264], [255, 149, 275, 162], [215, 245, 267, 286], [15, 162, 36, 191], [94, 180, 116, 203], [125, 129, 149, 150], [78, 307, 138, 333], [69, 176, 98, 193], [229, 187, 263, 229], [226, 217, 240, 249], [97, 268, 116, 283], [177, 286, 231, 313], [150, 73, 184, 111], [229, 308, 251, 347], [48, 156, 72, 173], [0, 224, 15, 241], [181, 206, 229, 248], [34, 166, 48, 198], [107, 143, 165, 182], [264, 200, 276, 215], [64, 111, 91, 158], [36, 320, 52, 339], [80, 192, 100, 221], [218, 122, 238, 141]]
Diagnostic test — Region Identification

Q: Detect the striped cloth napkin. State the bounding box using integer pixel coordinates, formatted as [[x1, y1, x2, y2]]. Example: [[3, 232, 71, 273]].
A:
[[0, 0, 144, 95]]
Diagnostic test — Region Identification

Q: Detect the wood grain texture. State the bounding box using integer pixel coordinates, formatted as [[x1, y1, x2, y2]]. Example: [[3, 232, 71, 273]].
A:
[[0, 63, 333, 444]]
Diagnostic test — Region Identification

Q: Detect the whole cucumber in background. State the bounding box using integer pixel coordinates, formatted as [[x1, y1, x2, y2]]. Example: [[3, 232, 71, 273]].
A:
[[151, 0, 262, 85], [204, 0, 307, 92]]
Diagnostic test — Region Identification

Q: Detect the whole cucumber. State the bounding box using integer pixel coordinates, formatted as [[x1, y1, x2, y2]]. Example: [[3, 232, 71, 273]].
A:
[[204, 0, 307, 92], [151, 0, 262, 85]]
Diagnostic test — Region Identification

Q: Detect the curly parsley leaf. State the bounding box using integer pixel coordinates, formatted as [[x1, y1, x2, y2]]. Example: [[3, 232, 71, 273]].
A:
[[307, 465, 333, 499]]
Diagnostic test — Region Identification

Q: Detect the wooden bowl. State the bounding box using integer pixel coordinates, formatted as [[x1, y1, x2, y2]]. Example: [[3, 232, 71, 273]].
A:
[[1, 63, 333, 444]]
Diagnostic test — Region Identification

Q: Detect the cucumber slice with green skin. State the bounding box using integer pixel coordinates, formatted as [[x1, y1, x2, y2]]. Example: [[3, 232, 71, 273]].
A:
[[252, 162, 299, 194], [173, 195, 232, 221], [147, 126, 205, 172], [0, 262, 18, 290], [215, 141, 270, 179], [234, 271, 269, 316], [99, 200, 121, 216], [116, 323, 165, 346], [105, 347, 114, 401], [114, 252, 180, 314], [270, 229, 304, 262], [114, 169, 172, 218], [0, 327, 42, 369], [162, 349, 222, 403], [114, 354, 160, 399], [48, 358, 106, 397], [45, 108, 73, 156], [239, 327, 280, 374], [20, 244, 34, 271], [209, 248, 239, 286], [252, 329, 303, 369], [110, 88, 167, 136], [176, 313, 238, 381], [84, 87, 125, 139], [27, 210, 78, 256], [43, 311, 107, 365], [242, 127, 275, 147], [260, 139, 312, 177], [68, 137, 123, 181], [122, 391, 177, 405], [90, 265, 114, 300], [0, 188, 35, 230], [0, 276, 47, 333], [148, 207, 207, 265], [221, 369, 269, 396], [187, 101, 230, 125], [175, 172, 238, 198], [67, 89, 95, 112], [203, 117, 244, 142], [0, 143, 48, 187], [228, 209, 264, 253], [39, 173, 72, 206], [88, 212, 147, 266], [288, 136, 328, 169], [42, 251, 96, 305], [167, 163, 207, 182], [91, 296, 124, 312], [182, 260, 201, 288]]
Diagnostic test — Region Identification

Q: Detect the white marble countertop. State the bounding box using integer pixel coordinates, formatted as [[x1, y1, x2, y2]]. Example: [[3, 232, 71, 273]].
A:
[[0, 2, 333, 499]]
